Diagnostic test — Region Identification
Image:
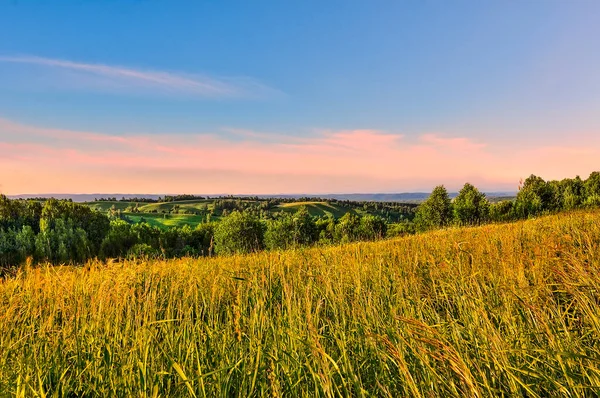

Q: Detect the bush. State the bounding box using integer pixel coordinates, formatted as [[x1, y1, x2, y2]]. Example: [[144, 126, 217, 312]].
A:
[[453, 183, 489, 226], [127, 243, 159, 260], [415, 186, 453, 231], [215, 211, 265, 255]]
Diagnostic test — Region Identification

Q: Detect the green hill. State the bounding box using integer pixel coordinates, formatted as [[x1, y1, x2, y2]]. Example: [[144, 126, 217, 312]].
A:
[[83, 198, 416, 228], [277, 201, 357, 218]]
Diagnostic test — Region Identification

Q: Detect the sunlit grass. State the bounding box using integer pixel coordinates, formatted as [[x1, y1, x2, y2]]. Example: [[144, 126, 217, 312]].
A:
[[277, 201, 355, 218], [1, 210, 600, 396], [127, 213, 206, 229]]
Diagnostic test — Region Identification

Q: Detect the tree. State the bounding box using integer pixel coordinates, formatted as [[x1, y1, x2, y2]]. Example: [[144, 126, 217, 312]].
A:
[[558, 176, 585, 210], [214, 211, 265, 255], [489, 201, 514, 222], [453, 183, 489, 226], [584, 171, 600, 207], [265, 207, 318, 250], [131, 222, 161, 248], [335, 213, 361, 243], [191, 222, 216, 256], [514, 175, 556, 217], [358, 215, 388, 240], [265, 216, 295, 250], [414, 185, 453, 231], [316, 217, 336, 244], [100, 220, 137, 259], [290, 207, 318, 247], [16, 225, 36, 262]]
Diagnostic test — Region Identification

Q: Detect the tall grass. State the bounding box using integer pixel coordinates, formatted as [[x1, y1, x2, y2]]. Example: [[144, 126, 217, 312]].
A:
[[1, 210, 600, 396]]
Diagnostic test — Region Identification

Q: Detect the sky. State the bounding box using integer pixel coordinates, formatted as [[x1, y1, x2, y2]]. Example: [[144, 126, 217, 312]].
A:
[[1, 1, 599, 195]]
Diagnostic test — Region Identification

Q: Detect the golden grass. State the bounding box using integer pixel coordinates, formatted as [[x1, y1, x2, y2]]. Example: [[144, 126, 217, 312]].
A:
[[1, 210, 600, 396]]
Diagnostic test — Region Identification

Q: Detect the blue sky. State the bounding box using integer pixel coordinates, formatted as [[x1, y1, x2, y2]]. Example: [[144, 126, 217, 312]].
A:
[[1, 1, 599, 194]]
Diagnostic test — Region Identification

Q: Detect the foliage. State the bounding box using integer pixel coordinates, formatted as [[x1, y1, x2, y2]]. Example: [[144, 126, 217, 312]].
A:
[[453, 183, 490, 225], [214, 211, 265, 255], [489, 200, 514, 222], [414, 185, 453, 230], [265, 207, 318, 250], [514, 175, 556, 217], [358, 214, 388, 240]]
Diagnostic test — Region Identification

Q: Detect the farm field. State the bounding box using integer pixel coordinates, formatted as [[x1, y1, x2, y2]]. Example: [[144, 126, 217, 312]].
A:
[[276, 201, 358, 218], [126, 213, 206, 229], [82, 198, 413, 229], [1, 210, 600, 396]]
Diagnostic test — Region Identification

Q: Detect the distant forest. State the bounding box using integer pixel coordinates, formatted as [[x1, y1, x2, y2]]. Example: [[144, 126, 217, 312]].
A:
[[1, 172, 599, 272]]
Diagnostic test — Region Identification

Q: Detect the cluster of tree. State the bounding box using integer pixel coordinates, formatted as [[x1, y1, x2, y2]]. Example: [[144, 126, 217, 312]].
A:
[[99, 220, 215, 259], [414, 172, 600, 230], [215, 208, 388, 254], [0, 196, 389, 271], [161, 195, 207, 202], [0, 197, 110, 268], [95, 197, 121, 202]]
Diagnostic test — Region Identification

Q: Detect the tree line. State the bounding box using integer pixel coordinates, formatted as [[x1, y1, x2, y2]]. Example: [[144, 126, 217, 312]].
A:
[[1, 171, 599, 272], [415, 172, 600, 230], [0, 199, 387, 272]]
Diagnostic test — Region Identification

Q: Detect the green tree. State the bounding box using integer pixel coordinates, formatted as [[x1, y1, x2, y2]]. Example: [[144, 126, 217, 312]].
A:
[[559, 176, 585, 210], [414, 185, 453, 231], [16, 225, 36, 262], [291, 207, 318, 246], [214, 211, 265, 255], [514, 175, 556, 217], [584, 171, 600, 207], [453, 183, 489, 226], [358, 215, 388, 240], [190, 222, 216, 256], [100, 219, 137, 259], [265, 216, 295, 250], [265, 207, 318, 250], [489, 201, 514, 222], [335, 213, 361, 243], [0, 228, 19, 268], [316, 217, 336, 244]]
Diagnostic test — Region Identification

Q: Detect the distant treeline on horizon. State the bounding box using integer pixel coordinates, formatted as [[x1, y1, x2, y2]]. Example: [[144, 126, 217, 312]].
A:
[[7, 191, 517, 203], [1, 171, 599, 272]]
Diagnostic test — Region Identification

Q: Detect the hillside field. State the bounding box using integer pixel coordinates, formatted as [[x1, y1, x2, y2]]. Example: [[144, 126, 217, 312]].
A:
[[277, 201, 358, 218], [84, 199, 384, 228], [1, 210, 600, 396]]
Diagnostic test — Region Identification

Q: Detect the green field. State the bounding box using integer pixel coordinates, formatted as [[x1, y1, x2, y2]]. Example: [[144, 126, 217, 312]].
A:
[[127, 213, 206, 228], [85, 200, 215, 214], [86, 201, 132, 212], [276, 201, 357, 218], [2, 210, 600, 396], [83, 199, 405, 229]]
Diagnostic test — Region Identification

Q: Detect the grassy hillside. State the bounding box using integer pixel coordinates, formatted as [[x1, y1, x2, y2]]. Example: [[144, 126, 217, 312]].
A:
[[83, 198, 416, 229], [276, 201, 356, 218], [86, 199, 215, 214], [2, 211, 600, 396], [127, 213, 206, 228]]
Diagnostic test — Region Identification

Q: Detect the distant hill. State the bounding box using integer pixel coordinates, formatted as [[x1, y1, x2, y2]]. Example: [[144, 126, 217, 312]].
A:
[[7, 192, 516, 203], [7, 194, 164, 202]]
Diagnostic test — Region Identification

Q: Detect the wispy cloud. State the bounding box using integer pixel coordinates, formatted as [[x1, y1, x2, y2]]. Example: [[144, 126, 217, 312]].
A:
[[0, 55, 280, 98]]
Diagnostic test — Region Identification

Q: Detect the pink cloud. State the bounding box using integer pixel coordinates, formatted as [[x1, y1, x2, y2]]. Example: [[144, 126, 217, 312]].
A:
[[1, 118, 599, 194], [420, 134, 487, 151]]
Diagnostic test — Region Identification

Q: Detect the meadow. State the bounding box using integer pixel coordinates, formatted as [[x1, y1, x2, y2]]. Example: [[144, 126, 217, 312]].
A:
[[1, 210, 600, 396], [83, 198, 414, 229]]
